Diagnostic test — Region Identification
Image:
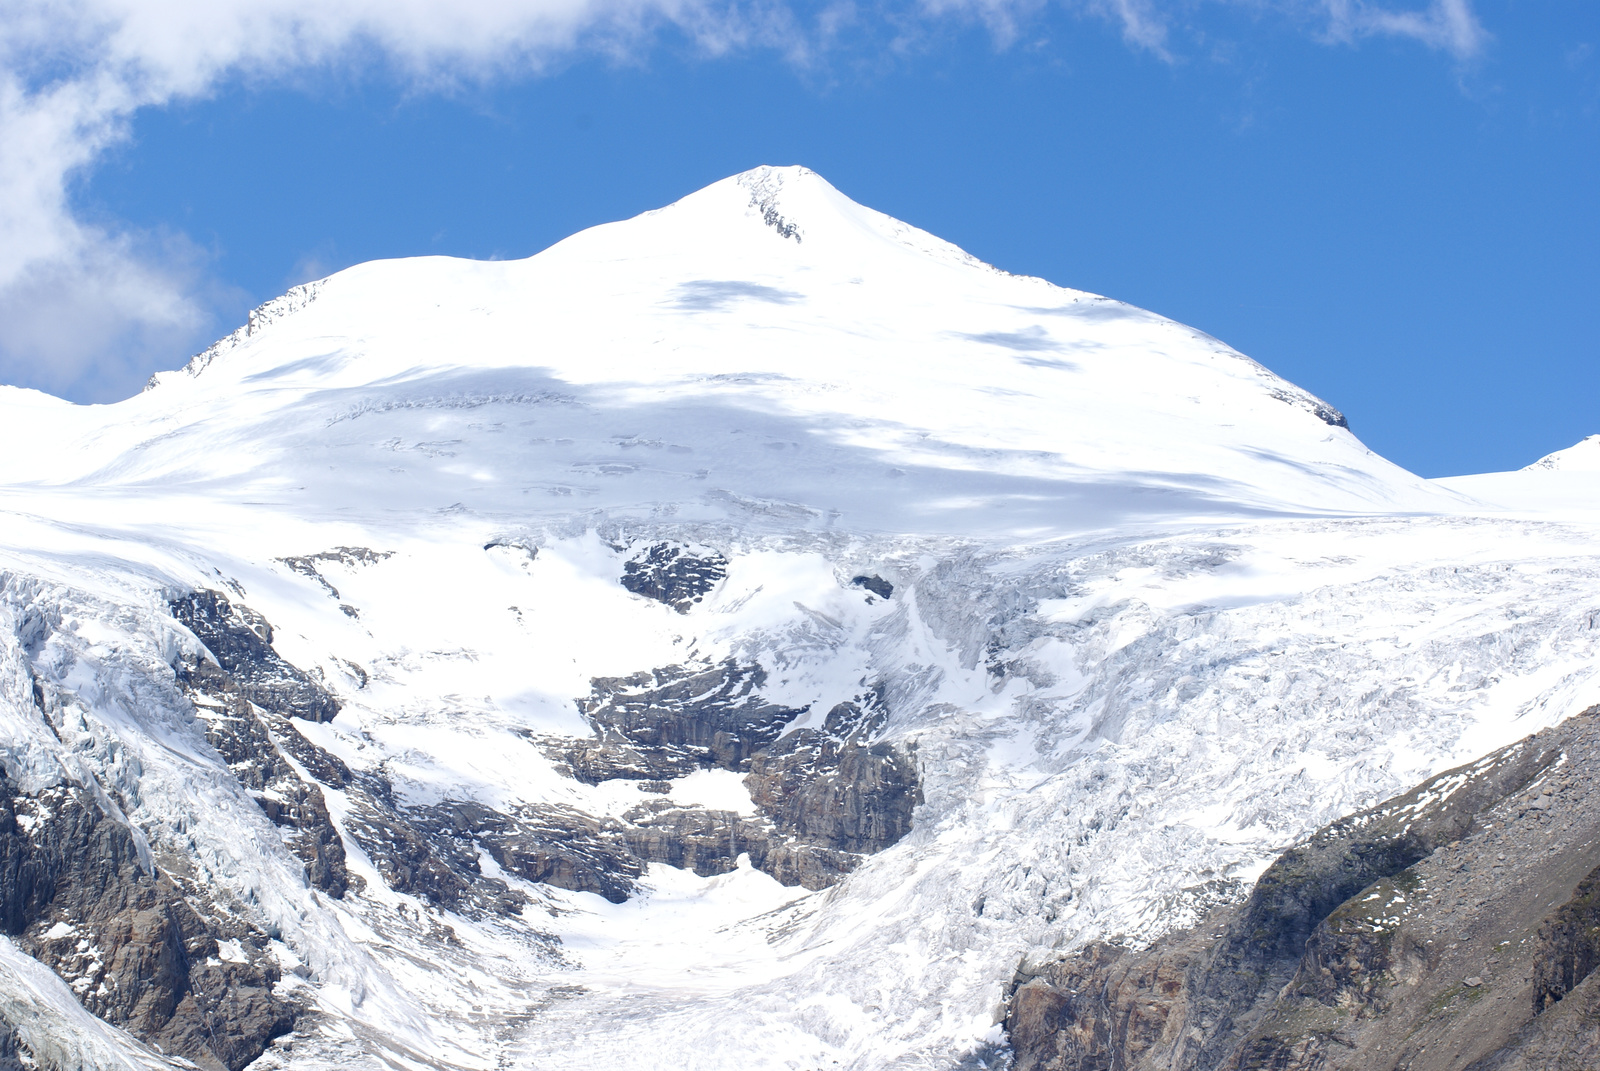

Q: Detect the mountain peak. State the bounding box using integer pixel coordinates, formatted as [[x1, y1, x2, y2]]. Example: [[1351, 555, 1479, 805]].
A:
[[1526, 434, 1600, 472], [57, 167, 1461, 530], [733, 165, 815, 242]]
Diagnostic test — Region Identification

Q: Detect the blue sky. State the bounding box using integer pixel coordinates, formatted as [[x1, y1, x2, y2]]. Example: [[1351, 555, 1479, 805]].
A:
[[4, 0, 1596, 476]]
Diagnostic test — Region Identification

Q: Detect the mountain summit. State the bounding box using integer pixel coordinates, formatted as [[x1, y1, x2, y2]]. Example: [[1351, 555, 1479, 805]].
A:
[[14, 165, 1449, 534]]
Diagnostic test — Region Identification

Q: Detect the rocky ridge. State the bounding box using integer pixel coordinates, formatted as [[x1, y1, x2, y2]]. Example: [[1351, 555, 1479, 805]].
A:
[[1006, 704, 1600, 1071]]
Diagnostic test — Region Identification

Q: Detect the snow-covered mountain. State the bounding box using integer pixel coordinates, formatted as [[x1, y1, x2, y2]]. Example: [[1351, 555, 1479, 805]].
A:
[[1434, 433, 1600, 516], [1, 166, 1598, 1071], [1527, 434, 1600, 471], [4, 165, 1454, 530]]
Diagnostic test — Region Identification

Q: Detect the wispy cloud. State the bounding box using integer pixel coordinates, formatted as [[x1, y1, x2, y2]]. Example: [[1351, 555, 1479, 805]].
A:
[[907, 0, 1485, 60], [1324, 0, 1484, 60], [0, 0, 1487, 400], [1322, 0, 1487, 61], [1090, 0, 1172, 56]]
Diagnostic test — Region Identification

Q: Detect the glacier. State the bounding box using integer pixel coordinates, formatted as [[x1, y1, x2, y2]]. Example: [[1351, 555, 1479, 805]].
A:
[[0, 165, 1596, 1069]]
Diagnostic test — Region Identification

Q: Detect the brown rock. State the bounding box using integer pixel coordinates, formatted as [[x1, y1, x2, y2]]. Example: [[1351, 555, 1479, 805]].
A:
[[1004, 705, 1600, 1071]]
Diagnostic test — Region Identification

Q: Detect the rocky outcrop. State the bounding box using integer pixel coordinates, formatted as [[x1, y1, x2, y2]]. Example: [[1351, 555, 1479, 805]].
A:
[[171, 594, 511, 913], [570, 671, 921, 893], [179, 657, 349, 899], [539, 736, 702, 785], [1470, 968, 1600, 1070], [1268, 386, 1348, 428], [745, 696, 919, 856], [580, 660, 803, 771], [414, 801, 641, 905], [170, 591, 637, 912], [0, 1024, 27, 1071], [276, 546, 393, 601], [619, 543, 727, 612], [619, 800, 770, 880], [851, 575, 894, 599], [618, 799, 865, 892], [1007, 933, 1210, 1071], [170, 587, 919, 913], [0, 774, 294, 1070], [1530, 862, 1600, 1016], [171, 590, 340, 723], [1006, 704, 1600, 1071], [172, 590, 524, 913]]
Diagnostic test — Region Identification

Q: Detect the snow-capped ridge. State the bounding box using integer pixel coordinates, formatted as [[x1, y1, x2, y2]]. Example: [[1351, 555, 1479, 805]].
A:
[[144, 280, 326, 392], [1433, 434, 1600, 514], [82, 164, 1463, 531], [1526, 434, 1600, 472]]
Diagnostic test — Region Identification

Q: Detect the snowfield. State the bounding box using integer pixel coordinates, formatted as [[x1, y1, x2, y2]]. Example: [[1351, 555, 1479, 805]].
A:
[[0, 166, 1597, 1070]]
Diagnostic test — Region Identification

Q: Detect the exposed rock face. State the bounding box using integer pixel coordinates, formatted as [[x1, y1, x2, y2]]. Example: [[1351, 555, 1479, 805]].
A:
[[166, 588, 919, 923], [619, 543, 728, 612], [850, 575, 894, 599], [0, 1024, 27, 1071], [276, 546, 393, 601], [539, 736, 702, 785], [1531, 862, 1600, 1016], [745, 696, 919, 856], [1007, 935, 1207, 1071], [580, 660, 803, 771], [1005, 705, 1600, 1071], [337, 784, 477, 909], [0, 773, 294, 1070], [616, 798, 869, 893], [1471, 969, 1600, 1070], [170, 590, 642, 913], [171, 590, 341, 723], [620, 800, 771, 880], [1268, 386, 1348, 428], [571, 672, 922, 892], [414, 801, 641, 905], [179, 657, 349, 898], [171, 592, 507, 913]]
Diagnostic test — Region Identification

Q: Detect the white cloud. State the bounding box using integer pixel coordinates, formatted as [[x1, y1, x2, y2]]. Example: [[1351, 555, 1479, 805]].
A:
[[1089, 0, 1171, 55], [0, 225, 217, 402], [1322, 0, 1487, 60], [0, 0, 756, 399], [0, 0, 1487, 400]]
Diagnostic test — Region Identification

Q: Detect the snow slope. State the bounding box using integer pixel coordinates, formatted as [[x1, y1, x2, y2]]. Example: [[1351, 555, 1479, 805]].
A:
[[1433, 434, 1600, 516], [0, 167, 1597, 1070], [1526, 434, 1600, 471], [4, 167, 1459, 533]]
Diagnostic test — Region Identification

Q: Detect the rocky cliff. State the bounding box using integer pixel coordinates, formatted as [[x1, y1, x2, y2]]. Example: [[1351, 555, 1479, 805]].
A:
[[1007, 704, 1600, 1071], [0, 773, 294, 1071]]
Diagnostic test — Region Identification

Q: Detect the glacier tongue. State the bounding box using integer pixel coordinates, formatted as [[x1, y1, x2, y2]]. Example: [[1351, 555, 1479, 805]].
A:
[[0, 166, 1596, 1069]]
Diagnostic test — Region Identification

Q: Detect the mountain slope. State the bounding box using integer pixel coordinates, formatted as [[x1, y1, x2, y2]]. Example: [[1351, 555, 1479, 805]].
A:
[[0, 167, 1595, 1070], [1434, 434, 1600, 516], [1527, 435, 1600, 472], [9, 166, 1455, 532], [1009, 705, 1600, 1071]]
